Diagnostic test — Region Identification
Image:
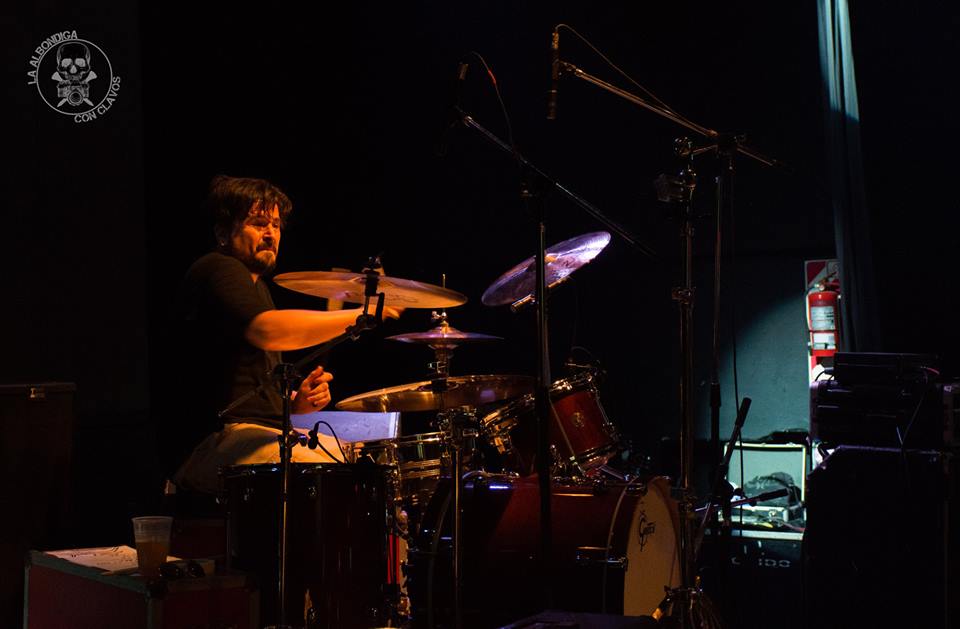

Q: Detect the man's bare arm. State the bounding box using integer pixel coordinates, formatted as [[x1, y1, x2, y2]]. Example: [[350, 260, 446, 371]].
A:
[[245, 307, 398, 351]]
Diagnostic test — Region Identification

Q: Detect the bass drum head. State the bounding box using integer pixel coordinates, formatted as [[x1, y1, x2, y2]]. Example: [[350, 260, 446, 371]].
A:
[[623, 477, 681, 615]]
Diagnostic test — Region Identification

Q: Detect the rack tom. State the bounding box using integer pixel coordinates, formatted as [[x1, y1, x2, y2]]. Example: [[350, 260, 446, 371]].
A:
[[481, 370, 619, 474]]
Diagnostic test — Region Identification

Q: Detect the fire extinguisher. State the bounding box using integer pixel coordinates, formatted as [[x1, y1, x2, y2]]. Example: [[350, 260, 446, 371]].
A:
[[807, 278, 841, 381]]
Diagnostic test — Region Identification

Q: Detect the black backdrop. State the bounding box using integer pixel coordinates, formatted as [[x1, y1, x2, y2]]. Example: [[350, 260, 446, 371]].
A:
[[141, 1, 830, 448], [4, 1, 959, 545]]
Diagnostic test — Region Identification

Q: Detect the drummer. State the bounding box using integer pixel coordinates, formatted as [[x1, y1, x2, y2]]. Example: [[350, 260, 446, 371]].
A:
[[170, 175, 402, 493]]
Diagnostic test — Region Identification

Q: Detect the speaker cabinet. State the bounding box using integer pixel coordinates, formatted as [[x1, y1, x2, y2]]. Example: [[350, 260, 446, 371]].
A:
[[803, 446, 953, 629], [0, 383, 75, 629]]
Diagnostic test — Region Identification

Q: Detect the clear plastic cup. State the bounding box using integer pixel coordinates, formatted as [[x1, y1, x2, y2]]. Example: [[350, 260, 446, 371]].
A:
[[131, 516, 173, 578]]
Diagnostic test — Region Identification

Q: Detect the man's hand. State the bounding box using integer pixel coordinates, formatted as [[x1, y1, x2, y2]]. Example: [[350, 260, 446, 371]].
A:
[[383, 306, 404, 321], [291, 365, 334, 413]]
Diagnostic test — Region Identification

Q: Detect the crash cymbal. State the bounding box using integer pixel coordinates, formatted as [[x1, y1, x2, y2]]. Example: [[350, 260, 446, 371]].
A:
[[274, 271, 468, 308], [335, 374, 534, 413], [481, 231, 612, 307], [386, 322, 502, 347]]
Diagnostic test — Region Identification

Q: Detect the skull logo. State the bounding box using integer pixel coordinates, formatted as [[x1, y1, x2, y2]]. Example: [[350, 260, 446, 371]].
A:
[[51, 42, 98, 107]]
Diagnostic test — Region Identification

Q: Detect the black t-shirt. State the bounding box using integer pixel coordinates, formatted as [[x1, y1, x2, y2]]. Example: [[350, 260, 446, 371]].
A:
[[177, 252, 284, 433]]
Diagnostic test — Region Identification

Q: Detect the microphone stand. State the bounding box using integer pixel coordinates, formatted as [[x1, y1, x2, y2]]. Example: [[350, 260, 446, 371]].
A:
[[694, 397, 751, 558], [554, 58, 782, 629], [453, 107, 656, 614], [219, 258, 386, 629], [455, 108, 658, 260]]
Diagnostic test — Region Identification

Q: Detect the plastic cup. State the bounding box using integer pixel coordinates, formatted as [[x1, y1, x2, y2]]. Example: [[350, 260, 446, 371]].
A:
[[131, 516, 173, 578]]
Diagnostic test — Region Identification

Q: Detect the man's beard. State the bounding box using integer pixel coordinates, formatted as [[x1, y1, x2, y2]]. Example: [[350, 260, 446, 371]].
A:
[[246, 250, 277, 275]]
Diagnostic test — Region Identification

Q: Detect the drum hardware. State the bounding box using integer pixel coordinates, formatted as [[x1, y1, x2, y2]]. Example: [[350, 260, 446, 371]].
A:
[[356, 301, 530, 628], [455, 93, 656, 613], [220, 256, 467, 628], [598, 464, 629, 482], [575, 547, 628, 570], [551, 29, 784, 628], [436, 403, 481, 629]]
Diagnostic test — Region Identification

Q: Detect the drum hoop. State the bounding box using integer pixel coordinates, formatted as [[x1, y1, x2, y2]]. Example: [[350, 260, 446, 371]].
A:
[[352, 438, 396, 450], [401, 467, 444, 480], [549, 369, 599, 395], [398, 459, 444, 472], [573, 443, 621, 469], [219, 462, 394, 478]]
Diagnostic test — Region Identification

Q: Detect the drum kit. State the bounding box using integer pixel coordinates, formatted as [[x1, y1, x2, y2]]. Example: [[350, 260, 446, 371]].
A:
[[221, 30, 787, 627], [222, 232, 681, 629]]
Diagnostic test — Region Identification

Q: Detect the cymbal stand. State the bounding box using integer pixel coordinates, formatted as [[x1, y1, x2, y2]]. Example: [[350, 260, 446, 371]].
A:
[[552, 49, 784, 628], [422, 307, 470, 629], [427, 284, 456, 377], [435, 403, 479, 629], [651, 140, 722, 628], [453, 105, 656, 614]]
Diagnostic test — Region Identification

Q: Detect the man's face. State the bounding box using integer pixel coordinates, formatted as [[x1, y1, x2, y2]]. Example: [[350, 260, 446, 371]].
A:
[[228, 202, 281, 276]]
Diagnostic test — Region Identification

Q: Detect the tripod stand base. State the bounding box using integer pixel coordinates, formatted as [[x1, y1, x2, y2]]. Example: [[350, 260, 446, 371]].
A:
[[653, 587, 723, 629]]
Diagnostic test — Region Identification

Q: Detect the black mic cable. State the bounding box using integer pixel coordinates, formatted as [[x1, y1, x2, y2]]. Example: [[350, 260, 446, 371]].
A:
[[436, 61, 469, 157], [547, 27, 559, 120]]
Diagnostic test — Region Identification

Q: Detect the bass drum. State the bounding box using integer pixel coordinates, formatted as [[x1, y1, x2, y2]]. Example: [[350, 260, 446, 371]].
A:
[[407, 474, 680, 627], [222, 463, 399, 629]]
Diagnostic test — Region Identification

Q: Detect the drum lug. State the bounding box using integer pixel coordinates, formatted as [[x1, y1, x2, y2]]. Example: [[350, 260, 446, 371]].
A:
[[575, 546, 628, 570]]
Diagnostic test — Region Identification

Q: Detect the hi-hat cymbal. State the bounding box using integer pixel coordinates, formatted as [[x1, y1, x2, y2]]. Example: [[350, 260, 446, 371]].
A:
[[481, 231, 612, 307], [335, 374, 534, 412], [386, 322, 502, 347], [274, 271, 467, 308]]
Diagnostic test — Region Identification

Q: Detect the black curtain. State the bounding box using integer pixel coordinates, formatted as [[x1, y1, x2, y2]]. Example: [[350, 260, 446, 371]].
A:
[[817, 0, 880, 352]]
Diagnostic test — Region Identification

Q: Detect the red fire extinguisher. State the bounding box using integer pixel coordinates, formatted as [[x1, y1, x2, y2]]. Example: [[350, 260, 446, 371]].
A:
[[807, 278, 841, 381]]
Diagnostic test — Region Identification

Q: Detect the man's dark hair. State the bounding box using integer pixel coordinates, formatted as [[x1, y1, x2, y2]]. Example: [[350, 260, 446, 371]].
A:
[[207, 175, 293, 235]]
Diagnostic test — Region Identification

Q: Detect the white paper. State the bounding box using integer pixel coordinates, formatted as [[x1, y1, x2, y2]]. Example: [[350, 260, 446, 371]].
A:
[[46, 546, 141, 572]]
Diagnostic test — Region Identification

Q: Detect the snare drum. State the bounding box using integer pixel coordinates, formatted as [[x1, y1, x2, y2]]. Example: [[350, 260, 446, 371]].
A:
[[482, 370, 619, 473], [222, 463, 397, 629], [351, 432, 447, 505], [408, 474, 680, 626]]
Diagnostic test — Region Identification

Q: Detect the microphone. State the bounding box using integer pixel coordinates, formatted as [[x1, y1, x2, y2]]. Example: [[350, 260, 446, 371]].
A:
[[547, 27, 559, 120], [436, 62, 469, 157], [308, 421, 320, 449]]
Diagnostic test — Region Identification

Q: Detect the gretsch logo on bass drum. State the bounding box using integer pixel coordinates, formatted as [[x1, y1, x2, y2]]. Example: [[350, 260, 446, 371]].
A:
[[636, 508, 656, 551]]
